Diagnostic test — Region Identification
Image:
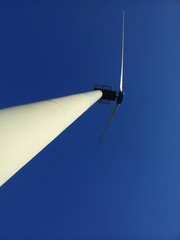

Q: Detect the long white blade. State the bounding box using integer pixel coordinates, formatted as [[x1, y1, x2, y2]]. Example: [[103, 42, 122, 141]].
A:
[[98, 104, 119, 145], [120, 11, 124, 92]]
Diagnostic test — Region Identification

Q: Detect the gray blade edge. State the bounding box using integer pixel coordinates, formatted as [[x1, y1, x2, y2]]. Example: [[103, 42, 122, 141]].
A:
[[120, 11, 124, 92], [98, 104, 119, 145]]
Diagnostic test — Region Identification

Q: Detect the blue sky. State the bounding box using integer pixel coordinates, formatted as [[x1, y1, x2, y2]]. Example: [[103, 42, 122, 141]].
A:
[[0, 0, 180, 239]]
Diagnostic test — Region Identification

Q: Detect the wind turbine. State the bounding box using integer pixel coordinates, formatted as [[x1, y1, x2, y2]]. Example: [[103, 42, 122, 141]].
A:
[[0, 11, 125, 187], [94, 11, 125, 144]]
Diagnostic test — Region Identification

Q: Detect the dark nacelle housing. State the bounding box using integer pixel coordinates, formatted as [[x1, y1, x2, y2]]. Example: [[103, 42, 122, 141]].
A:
[[96, 88, 117, 101], [94, 84, 117, 102]]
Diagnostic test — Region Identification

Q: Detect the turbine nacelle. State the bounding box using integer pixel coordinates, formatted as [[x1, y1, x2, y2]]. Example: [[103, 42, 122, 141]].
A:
[[93, 84, 124, 105]]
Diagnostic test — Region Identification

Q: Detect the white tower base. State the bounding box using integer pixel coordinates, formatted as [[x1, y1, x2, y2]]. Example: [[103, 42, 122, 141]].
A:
[[0, 90, 102, 186]]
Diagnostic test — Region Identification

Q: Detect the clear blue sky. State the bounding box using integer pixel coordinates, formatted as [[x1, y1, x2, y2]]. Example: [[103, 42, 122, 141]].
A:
[[0, 0, 180, 239]]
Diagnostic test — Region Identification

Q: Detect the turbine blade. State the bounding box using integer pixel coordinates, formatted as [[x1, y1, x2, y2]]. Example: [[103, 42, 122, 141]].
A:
[[98, 104, 119, 145], [120, 11, 124, 92]]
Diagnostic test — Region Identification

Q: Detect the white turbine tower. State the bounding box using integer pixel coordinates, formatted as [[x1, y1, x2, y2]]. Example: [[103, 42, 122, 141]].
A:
[[0, 91, 102, 186], [0, 11, 125, 187]]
